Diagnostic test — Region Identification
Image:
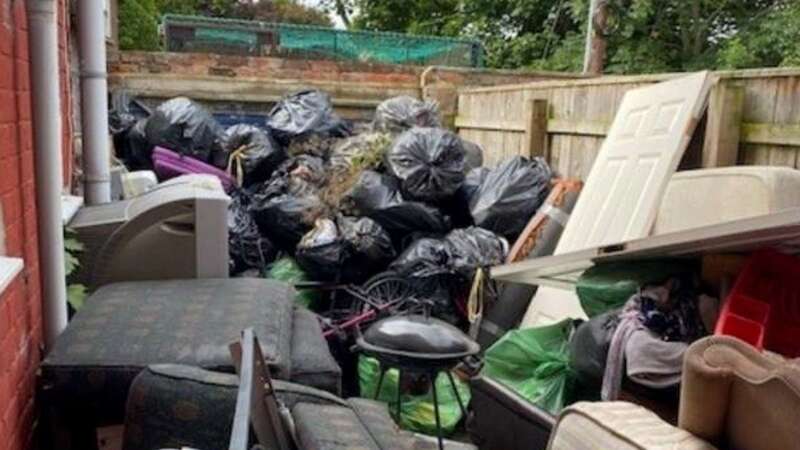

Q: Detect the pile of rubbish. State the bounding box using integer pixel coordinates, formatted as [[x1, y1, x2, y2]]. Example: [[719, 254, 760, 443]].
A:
[[111, 91, 553, 327]]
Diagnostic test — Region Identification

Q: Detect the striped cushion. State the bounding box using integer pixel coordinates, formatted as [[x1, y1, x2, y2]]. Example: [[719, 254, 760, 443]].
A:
[[548, 402, 716, 450]]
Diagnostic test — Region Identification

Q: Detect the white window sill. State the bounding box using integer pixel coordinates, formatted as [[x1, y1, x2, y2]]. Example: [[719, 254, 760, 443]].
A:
[[0, 257, 24, 295]]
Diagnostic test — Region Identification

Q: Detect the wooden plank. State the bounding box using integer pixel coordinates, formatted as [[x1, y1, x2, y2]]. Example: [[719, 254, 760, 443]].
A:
[[768, 77, 799, 167], [741, 123, 800, 147], [457, 116, 800, 147], [454, 116, 525, 132], [702, 83, 744, 167], [740, 77, 778, 166], [547, 119, 610, 136], [459, 67, 800, 96], [456, 72, 800, 175], [523, 99, 548, 158]]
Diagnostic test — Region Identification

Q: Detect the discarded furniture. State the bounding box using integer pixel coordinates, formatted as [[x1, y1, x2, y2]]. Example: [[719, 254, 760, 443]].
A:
[[122, 329, 477, 450], [548, 401, 713, 450], [487, 205, 800, 449], [38, 279, 341, 450], [655, 166, 800, 235], [356, 315, 480, 450], [123, 364, 345, 450], [492, 209, 800, 287], [469, 375, 555, 450], [521, 71, 714, 327], [69, 174, 230, 289], [546, 335, 800, 450]]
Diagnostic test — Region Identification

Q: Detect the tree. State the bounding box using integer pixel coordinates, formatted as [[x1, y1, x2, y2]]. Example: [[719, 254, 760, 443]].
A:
[[155, 0, 238, 16], [120, 0, 334, 50], [717, 1, 800, 69], [235, 0, 333, 26], [341, 0, 796, 73], [119, 0, 160, 51]]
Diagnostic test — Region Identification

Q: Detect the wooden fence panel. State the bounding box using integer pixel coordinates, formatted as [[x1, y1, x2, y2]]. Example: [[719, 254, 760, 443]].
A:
[[456, 69, 800, 178]]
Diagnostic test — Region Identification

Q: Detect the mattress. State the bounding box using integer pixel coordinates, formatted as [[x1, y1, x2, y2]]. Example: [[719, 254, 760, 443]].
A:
[[654, 166, 800, 235]]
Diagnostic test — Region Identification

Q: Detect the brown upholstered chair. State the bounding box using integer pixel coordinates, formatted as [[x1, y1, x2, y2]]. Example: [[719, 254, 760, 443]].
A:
[[547, 336, 800, 450]]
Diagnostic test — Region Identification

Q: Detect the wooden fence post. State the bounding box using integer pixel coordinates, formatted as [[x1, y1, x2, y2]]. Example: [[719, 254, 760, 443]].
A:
[[524, 99, 548, 158], [702, 83, 744, 167]]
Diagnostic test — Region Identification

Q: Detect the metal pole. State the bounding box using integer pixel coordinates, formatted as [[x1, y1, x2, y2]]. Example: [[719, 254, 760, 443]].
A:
[[78, 0, 112, 204], [28, 0, 68, 348]]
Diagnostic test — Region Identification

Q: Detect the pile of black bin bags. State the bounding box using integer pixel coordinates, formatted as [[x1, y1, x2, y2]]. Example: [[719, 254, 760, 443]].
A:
[[111, 90, 554, 322]]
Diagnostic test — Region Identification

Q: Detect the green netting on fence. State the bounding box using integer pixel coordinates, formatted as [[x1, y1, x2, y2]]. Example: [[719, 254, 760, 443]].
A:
[[163, 14, 483, 67]]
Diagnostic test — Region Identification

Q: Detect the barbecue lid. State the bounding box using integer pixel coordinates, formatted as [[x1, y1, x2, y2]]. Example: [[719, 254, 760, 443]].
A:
[[360, 315, 480, 358]]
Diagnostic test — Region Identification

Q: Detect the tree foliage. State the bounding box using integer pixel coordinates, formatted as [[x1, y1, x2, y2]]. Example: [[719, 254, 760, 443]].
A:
[[121, 0, 800, 72], [119, 0, 160, 51], [334, 0, 798, 73], [716, 1, 800, 69], [120, 0, 332, 51], [235, 0, 332, 26]]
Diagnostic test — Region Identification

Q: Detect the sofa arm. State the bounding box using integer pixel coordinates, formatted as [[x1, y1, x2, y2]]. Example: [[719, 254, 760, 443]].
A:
[[549, 401, 715, 450], [678, 337, 739, 445]]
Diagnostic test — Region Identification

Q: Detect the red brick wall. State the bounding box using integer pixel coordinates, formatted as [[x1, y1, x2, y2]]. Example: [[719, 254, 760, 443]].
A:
[[0, 1, 72, 449]]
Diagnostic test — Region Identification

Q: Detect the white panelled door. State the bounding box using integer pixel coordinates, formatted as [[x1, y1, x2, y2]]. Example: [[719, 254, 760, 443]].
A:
[[521, 71, 713, 327]]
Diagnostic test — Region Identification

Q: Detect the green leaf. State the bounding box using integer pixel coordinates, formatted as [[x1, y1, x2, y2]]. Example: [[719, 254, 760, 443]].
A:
[[64, 237, 84, 253], [67, 284, 88, 311], [64, 251, 80, 277]]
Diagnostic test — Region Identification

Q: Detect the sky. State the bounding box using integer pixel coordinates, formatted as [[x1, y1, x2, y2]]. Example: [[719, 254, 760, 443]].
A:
[[296, 0, 348, 28]]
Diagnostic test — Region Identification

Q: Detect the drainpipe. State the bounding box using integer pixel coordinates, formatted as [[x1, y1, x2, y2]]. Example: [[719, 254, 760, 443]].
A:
[[78, 0, 111, 205], [28, 0, 67, 348]]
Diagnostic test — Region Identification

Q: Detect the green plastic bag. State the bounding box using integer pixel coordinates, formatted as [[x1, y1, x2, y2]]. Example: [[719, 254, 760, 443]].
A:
[[358, 356, 471, 436], [265, 257, 319, 309], [482, 320, 574, 415], [576, 260, 694, 317]]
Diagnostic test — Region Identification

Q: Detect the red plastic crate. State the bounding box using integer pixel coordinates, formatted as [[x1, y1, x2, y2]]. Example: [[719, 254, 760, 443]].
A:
[[715, 249, 800, 357]]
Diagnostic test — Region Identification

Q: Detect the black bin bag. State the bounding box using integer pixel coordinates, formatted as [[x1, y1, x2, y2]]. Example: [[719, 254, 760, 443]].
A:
[[389, 227, 507, 281], [372, 96, 441, 133], [444, 227, 507, 279], [467, 156, 553, 240], [345, 170, 450, 239], [295, 216, 395, 283], [267, 90, 351, 150], [224, 124, 286, 187], [227, 190, 277, 275], [461, 139, 484, 172], [385, 127, 466, 202], [115, 118, 152, 171], [275, 154, 327, 188], [389, 238, 452, 279], [144, 97, 227, 167], [337, 215, 395, 279], [249, 176, 326, 251], [295, 218, 345, 281], [569, 309, 621, 389]]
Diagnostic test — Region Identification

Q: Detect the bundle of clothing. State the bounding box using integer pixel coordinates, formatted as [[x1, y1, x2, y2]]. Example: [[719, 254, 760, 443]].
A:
[[570, 276, 719, 400]]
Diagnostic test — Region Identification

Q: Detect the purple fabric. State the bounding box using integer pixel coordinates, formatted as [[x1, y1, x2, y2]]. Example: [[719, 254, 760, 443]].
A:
[[152, 146, 235, 192], [601, 296, 642, 401]]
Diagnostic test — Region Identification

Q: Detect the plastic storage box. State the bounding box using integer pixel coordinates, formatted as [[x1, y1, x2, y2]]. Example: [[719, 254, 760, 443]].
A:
[[715, 249, 800, 357]]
